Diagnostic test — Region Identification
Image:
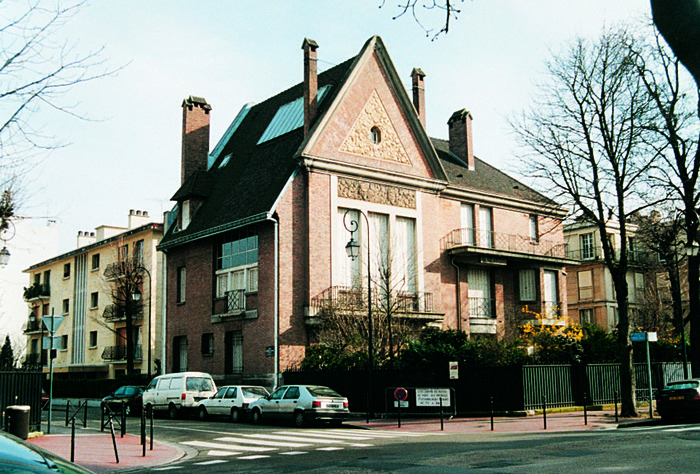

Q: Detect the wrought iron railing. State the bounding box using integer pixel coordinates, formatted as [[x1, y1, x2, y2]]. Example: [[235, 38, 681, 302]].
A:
[[442, 228, 566, 259], [468, 297, 495, 318], [103, 304, 142, 322], [24, 318, 42, 333], [101, 345, 142, 361], [309, 286, 435, 315], [566, 246, 658, 265], [226, 289, 246, 313], [23, 283, 50, 301], [24, 353, 43, 367]]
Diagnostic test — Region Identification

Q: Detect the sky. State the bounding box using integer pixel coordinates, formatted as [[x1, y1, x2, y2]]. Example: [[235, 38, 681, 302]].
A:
[[0, 0, 652, 341]]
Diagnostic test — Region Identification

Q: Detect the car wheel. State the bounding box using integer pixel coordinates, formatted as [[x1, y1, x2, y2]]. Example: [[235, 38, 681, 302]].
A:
[[252, 408, 262, 424], [293, 411, 305, 428], [198, 406, 208, 421], [168, 404, 178, 420], [231, 408, 240, 423]]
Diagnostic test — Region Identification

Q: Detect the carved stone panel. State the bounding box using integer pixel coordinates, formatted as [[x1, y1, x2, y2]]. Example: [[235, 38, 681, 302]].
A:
[[339, 90, 411, 165], [338, 177, 416, 209]]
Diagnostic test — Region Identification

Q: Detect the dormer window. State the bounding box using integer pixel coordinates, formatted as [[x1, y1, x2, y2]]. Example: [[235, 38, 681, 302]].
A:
[[370, 126, 381, 145], [181, 200, 190, 230]]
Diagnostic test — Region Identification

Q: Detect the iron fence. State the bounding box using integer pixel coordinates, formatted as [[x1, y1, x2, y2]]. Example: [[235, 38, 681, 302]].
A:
[[101, 345, 143, 361], [310, 286, 435, 315], [442, 227, 566, 258]]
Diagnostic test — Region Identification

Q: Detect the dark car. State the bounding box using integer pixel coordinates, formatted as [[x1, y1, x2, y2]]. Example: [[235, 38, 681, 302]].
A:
[[101, 385, 144, 417], [41, 389, 50, 410], [0, 430, 93, 473], [656, 378, 700, 420]]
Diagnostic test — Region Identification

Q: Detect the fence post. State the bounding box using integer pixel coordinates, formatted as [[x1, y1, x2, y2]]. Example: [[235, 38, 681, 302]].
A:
[[542, 396, 547, 430]]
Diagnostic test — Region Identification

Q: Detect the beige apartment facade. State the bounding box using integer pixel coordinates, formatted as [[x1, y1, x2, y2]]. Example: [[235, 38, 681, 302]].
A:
[[23, 210, 163, 380]]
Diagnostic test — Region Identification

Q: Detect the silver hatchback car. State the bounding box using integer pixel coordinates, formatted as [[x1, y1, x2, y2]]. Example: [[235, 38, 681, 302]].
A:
[[249, 384, 349, 427], [197, 385, 269, 422]]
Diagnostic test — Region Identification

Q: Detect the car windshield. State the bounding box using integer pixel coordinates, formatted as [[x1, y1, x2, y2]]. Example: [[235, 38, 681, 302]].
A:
[[186, 377, 215, 391], [665, 381, 700, 391], [242, 387, 269, 397], [307, 386, 342, 397]]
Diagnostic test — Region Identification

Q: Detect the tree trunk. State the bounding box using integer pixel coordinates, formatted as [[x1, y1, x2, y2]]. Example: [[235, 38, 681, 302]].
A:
[[689, 254, 700, 376], [614, 271, 639, 417]]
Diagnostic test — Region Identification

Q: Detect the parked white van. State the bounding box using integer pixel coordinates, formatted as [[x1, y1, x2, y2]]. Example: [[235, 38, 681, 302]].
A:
[[142, 372, 216, 419]]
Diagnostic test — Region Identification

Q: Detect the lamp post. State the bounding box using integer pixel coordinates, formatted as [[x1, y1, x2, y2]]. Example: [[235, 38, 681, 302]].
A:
[[687, 240, 700, 378], [344, 210, 373, 423], [674, 248, 690, 378], [132, 266, 153, 378]]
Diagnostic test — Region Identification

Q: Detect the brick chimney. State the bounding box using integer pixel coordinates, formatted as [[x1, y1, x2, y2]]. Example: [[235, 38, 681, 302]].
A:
[[411, 68, 426, 127], [181, 95, 212, 185], [448, 109, 475, 170], [302, 38, 319, 136]]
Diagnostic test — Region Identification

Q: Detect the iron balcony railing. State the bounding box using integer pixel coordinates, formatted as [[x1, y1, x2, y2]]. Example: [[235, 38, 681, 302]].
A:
[[23, 283, 50, 301], [101, 345, 142, 361], [24, 353, 43, 367], [102, 304, 142, 322], [24, 318, 42, 333], [468, 297, 495, 318], [309, 286, 435, 315], [226, 289, 246, 314], [442, 228, 566, 259]]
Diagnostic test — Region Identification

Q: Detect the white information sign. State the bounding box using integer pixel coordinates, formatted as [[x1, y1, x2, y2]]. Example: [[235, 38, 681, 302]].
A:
[[393, 401, 409, 408], [416, 388, 451, 407], [449, 361, 459, 379]]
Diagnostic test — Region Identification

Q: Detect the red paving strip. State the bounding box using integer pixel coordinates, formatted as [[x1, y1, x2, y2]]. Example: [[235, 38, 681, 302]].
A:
[[28, 433, 184, 473]]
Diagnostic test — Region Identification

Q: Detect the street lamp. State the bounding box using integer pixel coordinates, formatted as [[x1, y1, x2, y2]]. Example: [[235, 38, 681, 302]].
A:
[[0, 246, 10, 267], [674, 248, 689, 378], [343, 209, 373, 423], [131, 266, 153, 378]]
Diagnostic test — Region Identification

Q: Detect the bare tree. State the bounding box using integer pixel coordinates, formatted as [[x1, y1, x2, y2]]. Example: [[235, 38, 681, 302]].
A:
[[0, 0, 116, 228], [379, 0, 465, 39], [100, 242, 144, 375], [511, 28, 665, 417]]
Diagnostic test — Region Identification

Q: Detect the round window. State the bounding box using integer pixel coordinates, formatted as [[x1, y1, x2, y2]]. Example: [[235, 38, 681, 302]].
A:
[[370, 126, 381, 144]]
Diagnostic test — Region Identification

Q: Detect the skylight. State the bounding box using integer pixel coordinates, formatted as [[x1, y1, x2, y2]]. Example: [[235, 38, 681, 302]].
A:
[[257, 85, 332, 145], [208, 103, 254, 169]]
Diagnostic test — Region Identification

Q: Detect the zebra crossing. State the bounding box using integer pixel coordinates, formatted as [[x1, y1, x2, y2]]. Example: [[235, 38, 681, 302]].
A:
[[622, 423, 700, 433], [176, 428, 443, 465]]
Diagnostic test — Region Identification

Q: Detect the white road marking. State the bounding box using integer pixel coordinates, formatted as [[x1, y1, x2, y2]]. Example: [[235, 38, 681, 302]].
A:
[[194, 460, 228, 465], [216, 436, 312, 448], [181, 440, 275, 452], [207, 450, 241, 456], [280, 451, 309, 455], [238, 455, 270, 460], [316, 447, 345, 451], [280, 430, 373, 440], [246, 433, 349, 444]]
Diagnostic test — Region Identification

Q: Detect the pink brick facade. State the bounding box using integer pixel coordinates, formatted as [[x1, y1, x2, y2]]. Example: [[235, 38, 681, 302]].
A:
[[159, 36, 571, 387]]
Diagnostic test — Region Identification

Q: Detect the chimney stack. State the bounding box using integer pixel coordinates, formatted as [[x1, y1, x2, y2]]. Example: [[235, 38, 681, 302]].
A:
[[448, 109, 475, 170], [128, 209, 150, 229], [181, 95, 212, 185], [411, 68, 426, 127], [302, 38, 319, 136], [76, 230, 96, 248]]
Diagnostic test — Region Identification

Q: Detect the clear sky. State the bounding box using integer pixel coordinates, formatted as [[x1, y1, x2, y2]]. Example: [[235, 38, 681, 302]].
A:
[[21, 0, 651, 252]]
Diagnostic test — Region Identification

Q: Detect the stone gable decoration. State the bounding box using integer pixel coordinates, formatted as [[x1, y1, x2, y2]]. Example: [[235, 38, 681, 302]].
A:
[[338, 177, 416, 209], [339, 90, 412, 164]]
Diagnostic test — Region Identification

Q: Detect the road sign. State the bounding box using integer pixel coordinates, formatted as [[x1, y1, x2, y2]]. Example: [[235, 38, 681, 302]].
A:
[[43, 315, 65, 333], [416, 388, 451, 407], [630, 333, 645, 342], [394, 387, 408, 401], [449, 361, 459, 379]]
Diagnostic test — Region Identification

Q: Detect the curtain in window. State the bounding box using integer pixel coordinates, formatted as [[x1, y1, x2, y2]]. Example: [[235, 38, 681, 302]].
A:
[[394, 216, 416, 294], [460, 203, 475, 245], [468, 268, 493, 318], [479, 207, 493, 248], [369, 212, 388, 287], [543, 270, 558, 315], [519, 269, 536, 301]]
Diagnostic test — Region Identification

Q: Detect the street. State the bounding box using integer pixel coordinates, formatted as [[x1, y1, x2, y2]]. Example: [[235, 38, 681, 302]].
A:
[[42, 407, 700, 472]]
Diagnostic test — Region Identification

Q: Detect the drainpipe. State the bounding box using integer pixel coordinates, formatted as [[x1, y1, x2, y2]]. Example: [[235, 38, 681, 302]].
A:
[[267, 215, 280, 389], [161, 250, 168, 375], [450, 257, 462, 331]]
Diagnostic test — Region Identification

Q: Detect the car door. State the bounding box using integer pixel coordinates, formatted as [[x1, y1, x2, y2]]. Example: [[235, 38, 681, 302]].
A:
[[263, 386, 288, 417], [208, 387, 227, 416], [222, 387, 237, 415], [278, 386, 301, 416]]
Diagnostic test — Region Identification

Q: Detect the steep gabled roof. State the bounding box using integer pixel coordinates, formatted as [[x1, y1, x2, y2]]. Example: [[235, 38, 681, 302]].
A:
[[432, 138, 561, 210], [159, 56, 356, 250]]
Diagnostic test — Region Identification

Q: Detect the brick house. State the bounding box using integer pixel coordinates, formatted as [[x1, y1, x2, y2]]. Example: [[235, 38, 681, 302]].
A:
[[158, 36, 572, 386]]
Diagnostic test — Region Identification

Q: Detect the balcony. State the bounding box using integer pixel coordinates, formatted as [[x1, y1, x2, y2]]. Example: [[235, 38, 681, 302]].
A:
[[103, 304, 142, 322], [101, 345, 142, 361], [24, 352, 45, 368], [443, 228, 576, 266], [566, 246, 658, 266], [307, 286, 443, 325], [226, 289, 246, 314], [23, 283, 50, 302], [24, 317, 43, 333]]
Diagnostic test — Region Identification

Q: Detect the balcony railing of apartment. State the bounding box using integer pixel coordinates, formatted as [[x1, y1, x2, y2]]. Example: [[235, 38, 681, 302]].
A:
[[23, 283, 50, 301], [442, 228, 566, 259], [101, 344, 143, 361], [102, 304, 142, 322], [468, 297, 495, 318], [24, 317, 42, 333], [24, 353, 44, 367], [309, 286, 435, 316], [566, 247, 658, 265], [226, 289, 246, 314]]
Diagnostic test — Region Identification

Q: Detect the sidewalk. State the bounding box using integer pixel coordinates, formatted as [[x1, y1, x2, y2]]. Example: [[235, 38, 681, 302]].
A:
[[25, 409, 652, 472], [27, 424, 186, 473]]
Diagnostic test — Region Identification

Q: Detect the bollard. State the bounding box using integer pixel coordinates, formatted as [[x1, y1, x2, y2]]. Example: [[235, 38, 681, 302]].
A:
[[490, 396, 494, 431], [542, 396, 547, 430], [614, 391, 619, 423], [149, 405, 154, 451], [583, 392, 588, 426], [121, 403, 126, 438], [439, 397, 444, 431], [83, 401, 88, 428], [141, 406, 146, 457], [70, 418, 76, 462]]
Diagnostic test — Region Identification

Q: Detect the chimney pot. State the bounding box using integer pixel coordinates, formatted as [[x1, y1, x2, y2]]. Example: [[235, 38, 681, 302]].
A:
[[448, 109, 475, 170], [302, 38, 319, 137], [411, 68, 426, 127]]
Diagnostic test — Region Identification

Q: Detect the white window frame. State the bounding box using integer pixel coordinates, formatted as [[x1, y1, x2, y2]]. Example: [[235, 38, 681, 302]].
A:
[[216, 263, 258, 298]]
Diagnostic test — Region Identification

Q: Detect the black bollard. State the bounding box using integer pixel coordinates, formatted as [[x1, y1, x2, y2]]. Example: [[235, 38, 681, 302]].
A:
[[614, 390, 619, 423], [70, 418, 76, 462], [440, 397, 444, 431], [149, 405, 154, 451], [490, 396, 494, 431], [583, 392, 588, 426], [542, 396, 547, 430]]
